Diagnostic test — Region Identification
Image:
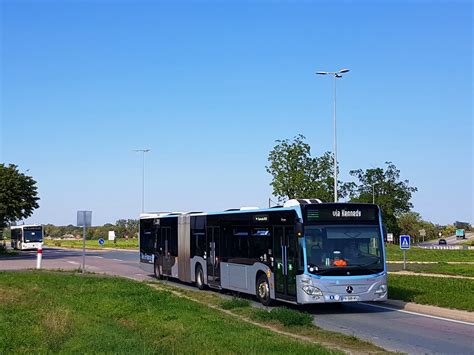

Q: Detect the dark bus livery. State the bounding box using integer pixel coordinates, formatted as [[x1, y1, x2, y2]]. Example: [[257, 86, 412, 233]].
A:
[[139, 199, 387, 305]]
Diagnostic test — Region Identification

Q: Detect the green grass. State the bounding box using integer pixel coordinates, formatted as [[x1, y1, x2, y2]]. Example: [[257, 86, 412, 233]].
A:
[[252, 308, 313, 327], [0, 248, 18, 256], [44, 238, 138, 249], [389, 262, 474, 277], [388, 274, 474, 311], [0, 272, 337, 354], [220, 297, 251, 310], [385, 243, 474, 262], [460, 239, 474, 246]]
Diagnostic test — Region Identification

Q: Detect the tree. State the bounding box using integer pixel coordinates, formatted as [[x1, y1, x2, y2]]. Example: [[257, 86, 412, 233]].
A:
[[347, 162, 417, 235], [266, 135, 348, 202], [0, 164, 40, 229]]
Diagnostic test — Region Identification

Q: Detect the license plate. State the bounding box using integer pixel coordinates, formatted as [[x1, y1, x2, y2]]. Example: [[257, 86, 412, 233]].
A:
[[342, 295, 359, 302]]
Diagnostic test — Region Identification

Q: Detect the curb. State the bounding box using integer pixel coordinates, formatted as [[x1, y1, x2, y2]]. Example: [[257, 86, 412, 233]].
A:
[[384, 299, 474, 323]]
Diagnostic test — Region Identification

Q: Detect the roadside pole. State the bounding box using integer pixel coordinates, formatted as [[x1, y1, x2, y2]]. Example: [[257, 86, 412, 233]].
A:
[[77, 211, 92, 273], [36, 245, 42, 269], [82, 224, 86, 273], [400, 235, 411, 270]]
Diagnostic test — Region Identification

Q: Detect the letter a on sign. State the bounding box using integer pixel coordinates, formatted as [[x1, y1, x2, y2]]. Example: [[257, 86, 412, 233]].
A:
[[400, 235, 410, 250]]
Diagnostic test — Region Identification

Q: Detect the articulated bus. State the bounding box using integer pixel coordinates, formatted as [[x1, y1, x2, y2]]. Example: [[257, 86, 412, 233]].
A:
[[139, 199, 387, 305], [11, 225, 44, 250]]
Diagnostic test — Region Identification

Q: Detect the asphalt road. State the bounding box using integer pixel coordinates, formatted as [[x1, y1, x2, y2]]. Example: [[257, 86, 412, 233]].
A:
[[1, 247, 473, 354], [418, 232, 474, 246]]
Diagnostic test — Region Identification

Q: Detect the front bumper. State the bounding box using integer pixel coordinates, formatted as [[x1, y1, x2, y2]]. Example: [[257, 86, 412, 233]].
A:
[[296, 273, 388, 304]]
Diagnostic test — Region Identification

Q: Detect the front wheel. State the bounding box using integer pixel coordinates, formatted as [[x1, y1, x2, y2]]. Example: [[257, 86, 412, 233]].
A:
[[154, 258, 162, 280], [256, 274, 273, 306]]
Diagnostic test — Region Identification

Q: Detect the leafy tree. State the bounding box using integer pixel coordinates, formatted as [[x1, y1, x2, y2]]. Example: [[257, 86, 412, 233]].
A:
[[347, 162, 417, 235], [0, 164, 40, 229], [266, 135, 348, 202]]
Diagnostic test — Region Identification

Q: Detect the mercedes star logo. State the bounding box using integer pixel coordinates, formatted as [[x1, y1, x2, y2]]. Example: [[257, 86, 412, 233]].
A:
[[346, 285, 353, 294]]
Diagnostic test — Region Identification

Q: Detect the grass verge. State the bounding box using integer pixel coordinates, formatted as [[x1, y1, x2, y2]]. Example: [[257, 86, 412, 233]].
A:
[[0, 248, 18, 256], [388, 274, 474, 311], [388, 262, 474, 277], [44, 238, 138, 250], [385, 244, 474, 262], [0, 271, 338, 354], [152, 281, 393, 354]]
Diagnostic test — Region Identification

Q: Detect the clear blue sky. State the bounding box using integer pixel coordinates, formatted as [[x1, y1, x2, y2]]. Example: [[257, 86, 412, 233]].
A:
[[1, 0, 472, 226]]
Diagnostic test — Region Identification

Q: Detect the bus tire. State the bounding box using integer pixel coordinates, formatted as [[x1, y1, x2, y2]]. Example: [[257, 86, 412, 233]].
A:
[[256, 274, 273, 306], [154, 258, 162, 280], [195, 264, 205, 290]]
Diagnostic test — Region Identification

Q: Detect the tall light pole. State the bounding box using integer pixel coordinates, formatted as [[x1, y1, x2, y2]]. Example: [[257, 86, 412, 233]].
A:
[[134, 149, 150, 213], [372, 182, 379, 204], [316, 68, 350, 202]]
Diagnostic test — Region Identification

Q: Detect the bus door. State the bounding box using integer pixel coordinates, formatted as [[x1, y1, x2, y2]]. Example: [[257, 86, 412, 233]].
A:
[[161, 227, 172, 275], [274, 226, 297, 300], [206, 226, 221, 287]]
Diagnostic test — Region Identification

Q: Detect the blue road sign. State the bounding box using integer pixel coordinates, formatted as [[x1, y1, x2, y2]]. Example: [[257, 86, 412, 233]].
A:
[[400, 235, 411, 249], [98, 238, 105, 246]]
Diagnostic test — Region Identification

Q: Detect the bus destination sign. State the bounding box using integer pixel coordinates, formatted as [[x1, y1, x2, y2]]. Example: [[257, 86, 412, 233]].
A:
[[305, 205, 377, 223]]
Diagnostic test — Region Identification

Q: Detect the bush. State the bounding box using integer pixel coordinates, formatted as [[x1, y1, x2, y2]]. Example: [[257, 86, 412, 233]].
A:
[[221, 297, 250, 310], [252, 307, 313, 327]]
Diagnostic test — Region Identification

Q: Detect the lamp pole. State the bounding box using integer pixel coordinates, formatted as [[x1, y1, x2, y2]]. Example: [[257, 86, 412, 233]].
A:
[[316, 68, 350, 202], [134, 149, 150, 213], [372, 182, 379, 204]]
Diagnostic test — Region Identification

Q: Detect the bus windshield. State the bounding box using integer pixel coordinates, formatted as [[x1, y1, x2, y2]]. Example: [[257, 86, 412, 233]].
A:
[[23, 229, 43, 243], [305, 225, 383, 275]]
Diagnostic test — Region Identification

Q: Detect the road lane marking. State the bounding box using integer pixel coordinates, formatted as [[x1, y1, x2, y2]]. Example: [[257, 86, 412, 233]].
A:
[[67, 261, 79, 265], [360, 302, 474, 326], [112, 258, 123, 262], [92, 256, 104, 258]]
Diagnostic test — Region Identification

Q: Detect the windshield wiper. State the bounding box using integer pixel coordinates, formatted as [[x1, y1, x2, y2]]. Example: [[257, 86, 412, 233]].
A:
[[352, 260, 382, 268]]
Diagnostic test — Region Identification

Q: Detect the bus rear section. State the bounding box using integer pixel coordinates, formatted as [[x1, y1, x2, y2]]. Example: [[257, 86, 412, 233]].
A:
[[11, 225, 44, 250]]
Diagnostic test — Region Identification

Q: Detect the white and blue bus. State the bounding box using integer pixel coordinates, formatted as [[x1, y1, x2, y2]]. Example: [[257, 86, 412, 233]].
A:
[[139, 199, 387, 305], [11, 225, 44, 250]]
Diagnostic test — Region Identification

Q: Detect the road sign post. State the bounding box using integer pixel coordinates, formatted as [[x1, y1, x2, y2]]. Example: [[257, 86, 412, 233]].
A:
[[387, 233, 394, 243], [400, 235, 411, 270], [77, 211, 92, 273]]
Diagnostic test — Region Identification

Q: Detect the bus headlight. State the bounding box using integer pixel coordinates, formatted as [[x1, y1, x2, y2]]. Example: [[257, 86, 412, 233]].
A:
[[302, 285, 323, 296], [374, 284, 387, 295]]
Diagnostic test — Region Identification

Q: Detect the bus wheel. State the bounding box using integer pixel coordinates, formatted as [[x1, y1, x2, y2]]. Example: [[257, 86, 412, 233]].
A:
[[256, 274, 273, 306], [154, 259, 162, 280], [195, 265, 205, 290]]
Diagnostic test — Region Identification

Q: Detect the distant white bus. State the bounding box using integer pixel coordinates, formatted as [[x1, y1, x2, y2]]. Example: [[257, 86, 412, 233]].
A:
[[11, 225, 44, 250]]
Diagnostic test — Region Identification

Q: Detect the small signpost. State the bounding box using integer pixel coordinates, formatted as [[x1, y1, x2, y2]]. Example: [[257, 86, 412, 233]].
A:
[[400, 235, 411, 270], [77, 211, 92, 273], [98, 238, 105, 246], [108, 231, 116, 241], [419, 229, 426, 242], [387, 233, 394, 243]]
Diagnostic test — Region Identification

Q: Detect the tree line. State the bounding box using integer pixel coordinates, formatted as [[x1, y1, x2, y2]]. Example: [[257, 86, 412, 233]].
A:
[[1, 145, 469, 243], [266, 135, 466, 240], [43, 219, 139, 240]]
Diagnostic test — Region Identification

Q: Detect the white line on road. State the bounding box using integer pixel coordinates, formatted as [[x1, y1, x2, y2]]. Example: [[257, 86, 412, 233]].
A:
[[67, 261, 79, 265], [112, 258, 123, 262], [361, 302, 474, 326], [92, 256, 104, 259]]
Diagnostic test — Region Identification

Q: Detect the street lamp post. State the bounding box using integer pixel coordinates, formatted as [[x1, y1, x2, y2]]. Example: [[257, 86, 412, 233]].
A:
[[372, 182, 379, 204], [316, 68, 350, 202], [134, 149, 150, 213]]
